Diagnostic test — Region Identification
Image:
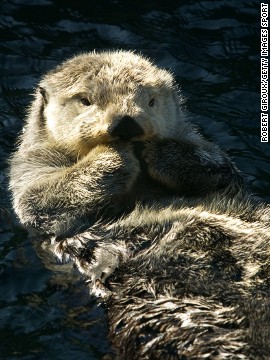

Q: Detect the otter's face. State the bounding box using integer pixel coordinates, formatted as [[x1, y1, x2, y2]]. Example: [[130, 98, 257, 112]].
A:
[[40, 51, 182, 157]]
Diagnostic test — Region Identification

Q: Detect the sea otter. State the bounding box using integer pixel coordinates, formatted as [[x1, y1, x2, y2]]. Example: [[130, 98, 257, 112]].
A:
[[9, 51, 270, 359]]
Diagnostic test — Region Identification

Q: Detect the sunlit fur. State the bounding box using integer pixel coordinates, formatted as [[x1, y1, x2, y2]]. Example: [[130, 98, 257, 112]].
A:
[[9, 51, 270, 359]]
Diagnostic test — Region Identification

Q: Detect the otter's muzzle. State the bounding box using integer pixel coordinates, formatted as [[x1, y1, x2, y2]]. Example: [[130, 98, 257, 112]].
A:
[[111, 115, 144, 140]]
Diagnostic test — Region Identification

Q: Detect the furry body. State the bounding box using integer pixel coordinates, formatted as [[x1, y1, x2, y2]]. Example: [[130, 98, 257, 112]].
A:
[[9, 51, 270, 359], [40, 196, 270, 359]]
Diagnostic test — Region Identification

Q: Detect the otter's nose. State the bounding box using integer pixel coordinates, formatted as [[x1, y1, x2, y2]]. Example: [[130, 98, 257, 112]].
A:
[[111, 115, 144, 140]]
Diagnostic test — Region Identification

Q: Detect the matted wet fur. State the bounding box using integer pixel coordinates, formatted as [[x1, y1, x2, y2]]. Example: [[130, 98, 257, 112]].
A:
[[9, 51, 270, 359]]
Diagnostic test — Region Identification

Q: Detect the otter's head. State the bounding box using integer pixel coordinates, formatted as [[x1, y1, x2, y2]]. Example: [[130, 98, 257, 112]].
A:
[[35, 51, 184, 157]]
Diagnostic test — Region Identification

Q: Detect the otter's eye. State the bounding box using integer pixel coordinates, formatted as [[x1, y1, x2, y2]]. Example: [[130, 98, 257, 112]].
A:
[[149, 98, 155, 107], [80, 98, 91, 106]]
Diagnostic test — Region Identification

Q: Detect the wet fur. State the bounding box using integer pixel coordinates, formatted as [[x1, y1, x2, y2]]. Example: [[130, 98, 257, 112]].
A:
[[9, 51, 270, 359]]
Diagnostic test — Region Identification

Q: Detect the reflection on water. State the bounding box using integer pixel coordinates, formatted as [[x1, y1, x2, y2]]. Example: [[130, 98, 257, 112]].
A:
[[0, 1, 266, 359]]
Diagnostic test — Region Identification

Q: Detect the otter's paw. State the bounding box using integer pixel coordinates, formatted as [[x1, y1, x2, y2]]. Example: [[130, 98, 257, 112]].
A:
[[142, 140, 176, 189], [88, 143, 140, 194], [111, 142, 141, 191], [47, 234, 130, 298], [142, 139, 243, 196], [85, 241, 130, 297]]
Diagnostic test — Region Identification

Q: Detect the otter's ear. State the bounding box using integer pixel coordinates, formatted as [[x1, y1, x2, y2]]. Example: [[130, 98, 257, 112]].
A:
[[38, 86, 48, 104], [33, 86, 49, 126]]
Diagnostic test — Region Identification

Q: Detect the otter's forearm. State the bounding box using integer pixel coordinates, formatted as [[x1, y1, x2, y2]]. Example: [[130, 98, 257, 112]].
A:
[[10, 144, 139, 235], [144, 139, 243, 196]]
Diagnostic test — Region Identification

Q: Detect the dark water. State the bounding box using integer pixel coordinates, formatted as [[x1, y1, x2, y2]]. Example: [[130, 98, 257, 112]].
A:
[[0, 0, 267, 359]]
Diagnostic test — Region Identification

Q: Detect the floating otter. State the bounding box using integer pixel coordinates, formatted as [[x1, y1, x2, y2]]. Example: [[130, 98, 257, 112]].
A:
[[10, 51, 270, 359]]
